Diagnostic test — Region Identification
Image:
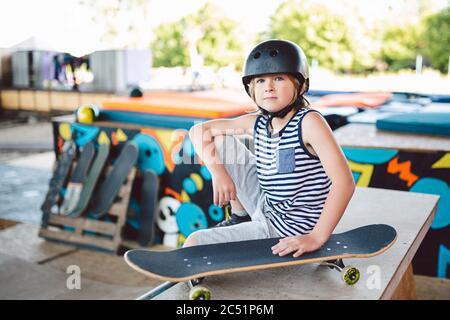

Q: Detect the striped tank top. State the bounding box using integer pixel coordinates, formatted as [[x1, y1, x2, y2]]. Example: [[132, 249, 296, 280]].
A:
[[253, 108, 332, 237]]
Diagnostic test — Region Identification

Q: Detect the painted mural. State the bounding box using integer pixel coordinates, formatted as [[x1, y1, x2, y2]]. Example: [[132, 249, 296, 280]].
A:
[[52, 121, 227, 249], [343, 147, 450, 279]]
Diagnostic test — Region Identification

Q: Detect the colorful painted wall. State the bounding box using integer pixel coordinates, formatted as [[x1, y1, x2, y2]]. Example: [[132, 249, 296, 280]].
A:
[[52, 120, 227, 249], [343, 147, 450, 279]]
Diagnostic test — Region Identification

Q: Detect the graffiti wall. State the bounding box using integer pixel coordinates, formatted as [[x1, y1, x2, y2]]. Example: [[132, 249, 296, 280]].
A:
[[343, 147, 450, 279], [52, 120, 227, 248]]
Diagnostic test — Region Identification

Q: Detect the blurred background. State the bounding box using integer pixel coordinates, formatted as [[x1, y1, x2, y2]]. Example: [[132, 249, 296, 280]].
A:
[[1, 0, 449, 93]]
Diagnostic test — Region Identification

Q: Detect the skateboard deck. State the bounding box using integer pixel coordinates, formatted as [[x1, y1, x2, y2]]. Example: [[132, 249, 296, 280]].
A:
[[91, 141, 138, 219], [60, 141, 95, 215], [41, 140, 76, 228], [125, 224, 396, 283], [69, 142, 110, 218], [138, 170, 160, 246]]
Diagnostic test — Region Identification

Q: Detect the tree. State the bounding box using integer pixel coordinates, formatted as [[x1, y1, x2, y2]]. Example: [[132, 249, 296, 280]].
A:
[[151, 2, 244, 69], [379, 22, 423, 71], [151, 22, 190, 67], [268, 0, 356, 72], [187, 3, 244, 69], [421, 6, 450, 73]]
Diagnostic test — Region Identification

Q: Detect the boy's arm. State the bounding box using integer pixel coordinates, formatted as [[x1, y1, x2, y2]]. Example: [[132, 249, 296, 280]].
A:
[[188, 114, 257, 206], [188, 114, 257, 171], [303, 112, 355, 243]]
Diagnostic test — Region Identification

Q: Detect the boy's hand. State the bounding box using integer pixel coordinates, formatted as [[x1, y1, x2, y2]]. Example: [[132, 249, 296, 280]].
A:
[[212, 170, 236, 207], [271, 233, 324, 258]]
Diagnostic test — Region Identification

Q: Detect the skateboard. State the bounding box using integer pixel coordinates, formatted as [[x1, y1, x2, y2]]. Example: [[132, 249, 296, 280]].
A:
[[138, 170, 160, 246], [69, 142, 110, 218], [91, 141, 138, 219], [125, 224, 397, 300], [41, 140, 77, 228], [60, 141, 95, 215]]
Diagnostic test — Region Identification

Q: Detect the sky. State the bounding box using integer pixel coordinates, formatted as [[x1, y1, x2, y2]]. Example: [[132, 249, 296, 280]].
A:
[[0, 0, 448, 56], [0, 0, 283, 55]]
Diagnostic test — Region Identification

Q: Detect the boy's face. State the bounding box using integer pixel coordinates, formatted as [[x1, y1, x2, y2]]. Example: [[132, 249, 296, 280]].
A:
[[253, 73, 296, 112]]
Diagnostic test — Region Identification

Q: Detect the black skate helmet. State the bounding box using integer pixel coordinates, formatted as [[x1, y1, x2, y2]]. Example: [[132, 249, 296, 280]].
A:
[[242, 39, 309, 95]]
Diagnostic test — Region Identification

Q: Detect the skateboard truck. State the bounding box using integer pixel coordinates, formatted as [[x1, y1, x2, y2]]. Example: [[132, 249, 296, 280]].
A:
[[321, 259, 360, 285]]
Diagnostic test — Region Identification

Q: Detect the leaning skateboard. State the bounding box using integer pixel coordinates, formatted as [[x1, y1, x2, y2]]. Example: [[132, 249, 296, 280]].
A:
[[41, 140, 76, 228], [91, 141, 138, 219], [69, 142, 110, 218], [60, 141, 95, 215], [138, 170, 160, 246], [124, 224, 397, 300]]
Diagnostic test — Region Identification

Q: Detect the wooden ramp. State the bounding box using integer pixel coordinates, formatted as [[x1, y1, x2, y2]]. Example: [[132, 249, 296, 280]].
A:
[[140, 187, 439, 300]]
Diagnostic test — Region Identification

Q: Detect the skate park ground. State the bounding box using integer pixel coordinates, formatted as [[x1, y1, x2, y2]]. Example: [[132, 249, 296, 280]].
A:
[[0, 115, 449, 300]]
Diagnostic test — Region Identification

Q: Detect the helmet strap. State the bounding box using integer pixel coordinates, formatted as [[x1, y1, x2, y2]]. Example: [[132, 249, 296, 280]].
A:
[[261, 95, 303, 129]]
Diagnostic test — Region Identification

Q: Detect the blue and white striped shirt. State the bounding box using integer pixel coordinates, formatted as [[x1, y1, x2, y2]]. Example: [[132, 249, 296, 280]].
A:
[[254, 108, 332, 237]]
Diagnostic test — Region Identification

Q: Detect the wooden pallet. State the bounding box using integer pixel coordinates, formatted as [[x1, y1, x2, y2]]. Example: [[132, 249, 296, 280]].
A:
[[39, 167, 136, 253]]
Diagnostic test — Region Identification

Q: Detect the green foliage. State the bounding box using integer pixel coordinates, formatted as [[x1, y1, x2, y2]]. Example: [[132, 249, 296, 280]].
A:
[[186, 3, 244, 69], [151, 2, 243, 69], [151, 22, 190, 67], [80, 0, 448, 74], [380, 22, 423, 71], [268, 0, 355, 72], [421, 6, 450, 73], [267, 0, 449, 73]]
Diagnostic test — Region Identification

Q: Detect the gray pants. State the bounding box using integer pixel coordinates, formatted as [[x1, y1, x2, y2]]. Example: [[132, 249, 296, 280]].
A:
[[186, 135, 279, 245]]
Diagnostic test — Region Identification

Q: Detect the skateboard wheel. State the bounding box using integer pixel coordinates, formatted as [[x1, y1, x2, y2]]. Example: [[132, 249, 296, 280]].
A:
[[189, 286, 211, 300], [341, 266, 360, 285]]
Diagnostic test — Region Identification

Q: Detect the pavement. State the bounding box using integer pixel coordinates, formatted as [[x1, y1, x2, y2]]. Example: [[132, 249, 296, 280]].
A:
[[0, 116, 54, 151], [0, 118, 161, 299], [0, 120, 54, 224]]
